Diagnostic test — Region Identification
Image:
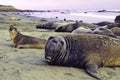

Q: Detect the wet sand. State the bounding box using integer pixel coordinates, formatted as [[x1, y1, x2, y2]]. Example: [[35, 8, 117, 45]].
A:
[[0, 12, 120, 80]]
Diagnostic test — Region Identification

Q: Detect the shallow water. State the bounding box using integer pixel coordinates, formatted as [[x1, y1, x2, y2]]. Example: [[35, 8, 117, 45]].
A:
[[30, 10, 120, 23]]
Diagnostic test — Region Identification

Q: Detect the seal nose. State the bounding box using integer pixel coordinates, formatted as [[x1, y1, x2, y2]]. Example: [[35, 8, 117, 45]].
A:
[[46, 56, 52, 62]]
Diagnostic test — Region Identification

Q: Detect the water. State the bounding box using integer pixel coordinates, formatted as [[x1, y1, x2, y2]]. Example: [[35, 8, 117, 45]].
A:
[[29, 10, 120, 23]]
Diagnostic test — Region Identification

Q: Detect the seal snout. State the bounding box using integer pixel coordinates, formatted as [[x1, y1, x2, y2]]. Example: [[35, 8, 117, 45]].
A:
[[46, 56, 52, 62]]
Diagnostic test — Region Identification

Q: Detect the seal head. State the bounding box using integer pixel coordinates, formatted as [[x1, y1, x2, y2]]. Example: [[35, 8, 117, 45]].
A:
[[45, 36, 66, 64]]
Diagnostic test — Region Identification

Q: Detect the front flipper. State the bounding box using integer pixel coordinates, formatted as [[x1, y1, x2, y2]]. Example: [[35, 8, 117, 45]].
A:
[[17, 45, 25, 49], [84, 53, 107, 80], [86, 63, 102, 80], [17, 44, 35, 49]]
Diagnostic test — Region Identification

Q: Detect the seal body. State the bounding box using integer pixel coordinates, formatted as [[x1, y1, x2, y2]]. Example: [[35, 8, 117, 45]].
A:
[[9, 25, 46, 49], [93, 21, 114, 26], [71, 27, 93, 34], [93, 27, 116, 37], [111, 27, 120, 36], [45, 34, 120, 79], [55, 22, 79, 32], [36, 22, 57, 30], [55, 22, 99, 32]]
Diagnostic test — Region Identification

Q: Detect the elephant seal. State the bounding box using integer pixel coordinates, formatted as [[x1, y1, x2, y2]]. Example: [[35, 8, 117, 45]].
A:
[[45, 34, 120, 80], [110, 27, 120, 36], [36, 22, 57, 30], [93, 21, 114, 26], [71, 27, 93, 34], [93, 27, 116, 37], [9, 25, 46, 49], [55, 22, 79, 32], [55, 21, 99, 32]]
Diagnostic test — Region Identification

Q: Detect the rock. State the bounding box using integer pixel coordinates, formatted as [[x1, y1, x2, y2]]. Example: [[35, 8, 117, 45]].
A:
[[115, 15, 120, 23]]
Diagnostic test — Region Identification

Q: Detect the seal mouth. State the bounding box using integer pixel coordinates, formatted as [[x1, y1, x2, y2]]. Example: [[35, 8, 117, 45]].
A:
[[46, 56, 52, 62]]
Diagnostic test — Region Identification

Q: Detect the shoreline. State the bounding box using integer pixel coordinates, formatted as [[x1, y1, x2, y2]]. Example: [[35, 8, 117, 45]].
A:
[[1, 9, 119, 23]]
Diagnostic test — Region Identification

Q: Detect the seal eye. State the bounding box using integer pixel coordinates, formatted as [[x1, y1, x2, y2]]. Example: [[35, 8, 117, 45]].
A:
[[52, 39, 57, 43], [60, 41, 64, 45]]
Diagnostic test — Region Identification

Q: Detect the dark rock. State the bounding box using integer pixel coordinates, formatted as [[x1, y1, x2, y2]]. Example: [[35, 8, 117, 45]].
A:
[[115, 15, 120, 23]]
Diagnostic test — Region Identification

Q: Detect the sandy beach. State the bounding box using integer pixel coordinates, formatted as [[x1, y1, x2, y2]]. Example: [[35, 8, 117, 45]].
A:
[[0, 12, 120, 80]]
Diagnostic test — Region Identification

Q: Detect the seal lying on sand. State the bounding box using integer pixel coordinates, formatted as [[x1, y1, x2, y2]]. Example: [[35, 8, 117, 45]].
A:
[[55, 22, 99, 32], [93, 27, 116, 37], [36, 22, 57, 30], [110, 27, 120, 36], [9, 25, 46, 49], [71, 27, 93, 34], [93, 21, 114, 26], [55, 22, 80, 32], [45, 34, 120, 80]]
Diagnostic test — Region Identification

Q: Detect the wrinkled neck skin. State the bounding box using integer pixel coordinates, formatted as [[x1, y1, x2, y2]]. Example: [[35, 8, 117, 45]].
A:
[[63, 37, 85, 67], [49, 37, 67, 65], [50, 36, 84, 67]]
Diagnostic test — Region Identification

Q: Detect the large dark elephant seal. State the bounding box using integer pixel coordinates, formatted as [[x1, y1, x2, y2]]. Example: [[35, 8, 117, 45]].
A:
[[45, 34, 120, 80], [9, 25, 46, 49]]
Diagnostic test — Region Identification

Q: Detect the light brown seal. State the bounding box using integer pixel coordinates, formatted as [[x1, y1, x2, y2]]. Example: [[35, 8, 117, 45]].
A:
[[93, 27, 116, 37], [71, 27, 93, 34], [45, 34, 120, 80], [9, 25, 46, 49], [110, 27, 120, 36]]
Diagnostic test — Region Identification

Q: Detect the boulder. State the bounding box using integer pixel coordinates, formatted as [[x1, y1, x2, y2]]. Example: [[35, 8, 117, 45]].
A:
[[115, 15, 120, 23]]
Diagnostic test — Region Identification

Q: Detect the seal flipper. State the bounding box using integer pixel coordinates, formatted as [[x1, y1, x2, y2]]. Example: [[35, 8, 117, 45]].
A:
[[84, 53, 105, 80], [86, 63, 102, 80]]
